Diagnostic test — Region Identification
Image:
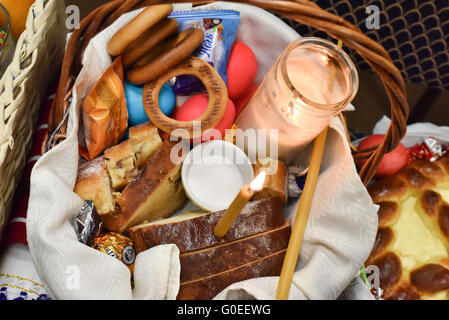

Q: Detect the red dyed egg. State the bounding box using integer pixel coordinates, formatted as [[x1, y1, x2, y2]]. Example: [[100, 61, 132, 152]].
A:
[[173, 94, 236, 141], [227, 42, 258, 100], [357, 134, 410, 177]]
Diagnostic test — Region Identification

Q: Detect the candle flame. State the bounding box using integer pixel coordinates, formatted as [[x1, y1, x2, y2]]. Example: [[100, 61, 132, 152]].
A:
[[250, 171, 267, 192]]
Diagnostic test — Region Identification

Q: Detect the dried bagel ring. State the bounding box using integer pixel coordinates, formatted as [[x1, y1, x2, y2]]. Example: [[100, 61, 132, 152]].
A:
[[132, 29, 192, 68], [143, 57, 228, 139], [127, 28, 204, 85], [122, 18, 179, 68], [107, 4, 173, 57]]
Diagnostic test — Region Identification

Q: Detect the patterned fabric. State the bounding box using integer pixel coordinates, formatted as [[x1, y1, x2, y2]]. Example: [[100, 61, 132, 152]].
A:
[[284, 0, 449, 89], [0, 274, 51, 300]]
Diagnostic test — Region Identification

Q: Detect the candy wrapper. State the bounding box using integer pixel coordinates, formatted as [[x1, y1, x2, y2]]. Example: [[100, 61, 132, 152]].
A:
[[169, 10, 240, 95], [93, 232, 136, 274], [71, 201, 103, 247], [409, 137, 448, 162], [372, 117, 449, 163], [80, 56, 128, 161]]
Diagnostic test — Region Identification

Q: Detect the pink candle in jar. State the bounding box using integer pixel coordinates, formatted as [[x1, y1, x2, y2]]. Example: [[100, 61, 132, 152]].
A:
[[235, 37, 359, 165]]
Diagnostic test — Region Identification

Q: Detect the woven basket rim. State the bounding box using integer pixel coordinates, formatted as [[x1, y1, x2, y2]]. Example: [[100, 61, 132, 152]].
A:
[[0, 0, 65, 237], [0, 0, 52, 161]]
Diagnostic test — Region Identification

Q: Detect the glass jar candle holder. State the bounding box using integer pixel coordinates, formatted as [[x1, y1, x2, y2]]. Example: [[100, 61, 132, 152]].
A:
[[235, 37, 359, 165]]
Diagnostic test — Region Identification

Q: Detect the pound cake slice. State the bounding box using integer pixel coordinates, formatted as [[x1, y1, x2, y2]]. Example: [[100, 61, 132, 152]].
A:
[[74, 122, 163, 211], [129, 196, 286, 254], [367, 156, 449, 300], [74, 156, 115, 215], [128, 122, 163, 170], [177, 249, 287, 300], [102, 140, 187, 233], [104, 122, 162, 190], [180, 223, 291, 283], [104, 140, 137, 190]]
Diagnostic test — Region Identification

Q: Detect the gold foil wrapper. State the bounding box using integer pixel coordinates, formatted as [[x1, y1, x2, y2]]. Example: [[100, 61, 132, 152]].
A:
[[80, 56, 128, 161], [93, 232, 135, 274]]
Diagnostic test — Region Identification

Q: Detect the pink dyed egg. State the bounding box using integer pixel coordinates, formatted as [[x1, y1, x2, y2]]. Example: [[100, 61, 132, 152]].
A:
[[227, 42, 258, 100], [174, 94, 236, 141]]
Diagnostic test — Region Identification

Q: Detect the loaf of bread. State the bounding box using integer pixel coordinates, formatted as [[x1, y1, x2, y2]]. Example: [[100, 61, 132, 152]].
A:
[[252, 158, 287, 203], [180, 223, 291, 283], [74, 122, 163, 212], [102, 140, 187, 233], [129, 195, 288, 299], [177, 249, 287, 300], [367, 156, 449, 300], [129, 196, 286, 254]]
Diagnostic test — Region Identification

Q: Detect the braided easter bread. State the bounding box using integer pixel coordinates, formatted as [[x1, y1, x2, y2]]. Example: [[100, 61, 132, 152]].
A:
[[367, 155, 449, 300]]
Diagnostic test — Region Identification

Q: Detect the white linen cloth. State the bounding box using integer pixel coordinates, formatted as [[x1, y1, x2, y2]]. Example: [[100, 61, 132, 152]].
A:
[[0, 243, 49, 300], [373, 116, 449, 147], [27, 2, 378, 300]]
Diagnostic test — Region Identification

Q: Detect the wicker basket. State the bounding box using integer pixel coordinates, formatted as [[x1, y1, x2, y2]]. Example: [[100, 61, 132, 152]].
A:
[[0, 0, 411, 239], [18, 0, 411, 300], [45, 0, 409, 186], [0, 0, 66, 238]]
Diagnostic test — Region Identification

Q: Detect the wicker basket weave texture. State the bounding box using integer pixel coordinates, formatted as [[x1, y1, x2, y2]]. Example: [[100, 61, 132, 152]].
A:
[[0, 0, 66, 238]]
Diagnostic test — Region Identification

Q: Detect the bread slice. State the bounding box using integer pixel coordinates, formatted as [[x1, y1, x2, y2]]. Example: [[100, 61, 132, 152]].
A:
[[180, 223, 291, 282], [104, 122, 162, 190], [129, 196, 286, 254], [102, 140, 187, 233], [74, 123, 163, 212], [104, 140, 137, 190], [177, 249, 287, 300], [128, 122, 163, 170], [74, 157, 115, 215]]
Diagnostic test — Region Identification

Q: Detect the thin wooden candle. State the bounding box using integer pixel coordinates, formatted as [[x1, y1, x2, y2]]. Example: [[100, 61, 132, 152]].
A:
[[214, 171, 267, 238], [275, 40, 343, 300]]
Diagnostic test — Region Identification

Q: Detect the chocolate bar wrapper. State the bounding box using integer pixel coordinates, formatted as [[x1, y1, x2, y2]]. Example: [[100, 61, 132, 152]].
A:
[[93, 232, 136, 274], [169, 10, 240, 95]]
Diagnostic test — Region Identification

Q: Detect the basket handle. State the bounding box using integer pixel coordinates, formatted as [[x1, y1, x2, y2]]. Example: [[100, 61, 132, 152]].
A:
[[46, 0, 409, 186]]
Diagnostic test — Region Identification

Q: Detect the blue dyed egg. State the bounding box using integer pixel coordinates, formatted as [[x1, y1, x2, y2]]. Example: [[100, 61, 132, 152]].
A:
[[125, 81, 176, 127]]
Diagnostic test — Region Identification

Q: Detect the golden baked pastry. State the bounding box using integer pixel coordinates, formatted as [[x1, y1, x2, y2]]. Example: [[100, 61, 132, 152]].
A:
[[102, 140, 187, 233], [128, 122, 163, 170], [74, 157, 115, 215], [104, 123, 163, 189], [74, 122, 162, 214], [367, 155, 449, 300], [104, 140, 137, 190]]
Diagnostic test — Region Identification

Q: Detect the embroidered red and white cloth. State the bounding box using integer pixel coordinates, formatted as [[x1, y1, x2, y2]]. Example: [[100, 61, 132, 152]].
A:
[[0, 87, 55, 300]]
